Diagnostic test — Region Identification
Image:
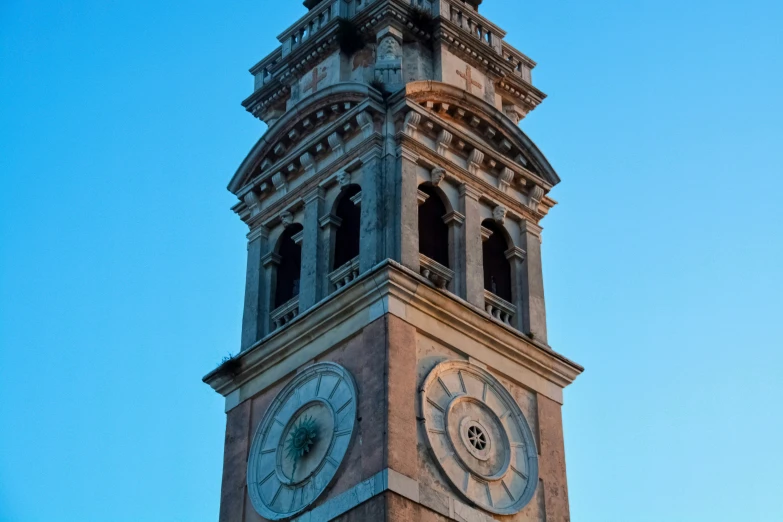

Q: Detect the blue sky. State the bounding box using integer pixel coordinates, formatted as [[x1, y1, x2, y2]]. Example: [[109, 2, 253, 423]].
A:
[[1, 1, 781, 521]]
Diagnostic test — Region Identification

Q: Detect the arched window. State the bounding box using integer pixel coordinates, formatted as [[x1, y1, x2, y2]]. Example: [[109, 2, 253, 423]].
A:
[[333, 185, 361, 270], [482, 220, 512, 302], [275, 224, 304, 308], [418, 184, 450, 268]]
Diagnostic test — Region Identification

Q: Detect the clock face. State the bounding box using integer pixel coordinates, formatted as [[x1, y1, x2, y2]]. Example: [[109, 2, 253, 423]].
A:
[[421, 360, 539, 515], [247, 362, 358, 520]]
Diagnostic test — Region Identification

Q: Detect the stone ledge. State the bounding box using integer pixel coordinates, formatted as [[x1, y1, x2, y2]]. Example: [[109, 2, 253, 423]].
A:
[[292, 467, 503, 522], [203, 260, 583, 411]]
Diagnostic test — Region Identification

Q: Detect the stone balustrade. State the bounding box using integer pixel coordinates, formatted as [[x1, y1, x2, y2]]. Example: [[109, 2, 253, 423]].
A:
[[270, 297, 300, 331], [440, 0, 504, 54], [502, 43, 534, 84], [419, 254, 455, 289], [484, 290, 516, 326], [329, 257, 361, 291], [279, 0, 342, 57], [251, 49, 283, 92]]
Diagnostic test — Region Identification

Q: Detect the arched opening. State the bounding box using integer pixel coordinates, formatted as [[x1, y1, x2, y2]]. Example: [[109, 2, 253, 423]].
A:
[[418, 184, 450, 268], [275, 224, 304, 308], [482, 220, 512, 302], [333, 185, 361, 270]]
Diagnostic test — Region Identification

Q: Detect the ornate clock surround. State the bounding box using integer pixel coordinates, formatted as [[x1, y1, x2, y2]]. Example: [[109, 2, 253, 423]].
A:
[[246, 362, 358, 520], [420, 360, 540, 515]]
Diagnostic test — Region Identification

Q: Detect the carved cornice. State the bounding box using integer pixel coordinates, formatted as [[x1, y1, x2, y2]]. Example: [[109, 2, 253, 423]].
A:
[[203, 261, 583, 406]]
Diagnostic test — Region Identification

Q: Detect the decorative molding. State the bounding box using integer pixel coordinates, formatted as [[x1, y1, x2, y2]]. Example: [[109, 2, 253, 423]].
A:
[[467, 149, 484, 175], [328, 132, 344, 156], [349, 191, 362, 206], [499, 167, 515, 194], [505, 246, 527, 261], [417, 189, 431, 206], [319, 214, 342, 229], [300, 152, 316, 175], [527, 185, 545, 210], [203, 261, 583, 409], [481, 226, 493, 242], [443, 211, 465, 226], [262, 252, 282, 267], [403, 111, 421, 137], [356, 111, 374, 138], [436, 129, 453, 156], [272, 172, 288, 193]]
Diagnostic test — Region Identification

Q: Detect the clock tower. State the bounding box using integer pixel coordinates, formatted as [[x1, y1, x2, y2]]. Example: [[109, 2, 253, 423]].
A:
[[204, 1, 583, 521]]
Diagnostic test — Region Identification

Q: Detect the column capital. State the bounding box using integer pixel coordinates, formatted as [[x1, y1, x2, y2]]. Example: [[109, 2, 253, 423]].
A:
[[247, 225, 269, 243], [505, 246, 527, 262], [459, 183, 482, 201], [303, 186, 325, 205], [262, 252, 282, 267], [522, 220, 544, 237], [319, 214, 343, 229], [443, 211, 465, 227]]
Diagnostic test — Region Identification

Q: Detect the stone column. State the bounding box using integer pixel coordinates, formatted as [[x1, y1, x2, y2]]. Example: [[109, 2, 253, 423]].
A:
[[359, 158, 383, 273], [397, 148, 421, 272], [520, 220, 548, 343], [240, 227, 269, 351], [299, 187, 326, 311], [459, 183, 485, 309]]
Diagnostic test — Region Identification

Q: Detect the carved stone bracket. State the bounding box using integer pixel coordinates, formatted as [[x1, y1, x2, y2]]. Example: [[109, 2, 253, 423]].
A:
[[499, 167, 515, 193], [272, 172, 288, 193], [328, 132, 344, 156], [527, 185, 545, 211], [404, 111, 421, 137], [467, 149, 484, 175], [436, 129, 453, 156]]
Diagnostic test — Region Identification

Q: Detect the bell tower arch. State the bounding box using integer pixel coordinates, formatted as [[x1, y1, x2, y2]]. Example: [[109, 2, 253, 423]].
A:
[[204, 1, 582, 521]]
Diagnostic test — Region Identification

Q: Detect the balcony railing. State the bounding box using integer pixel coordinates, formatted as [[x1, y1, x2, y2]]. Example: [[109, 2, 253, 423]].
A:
[[419, 254, 455, 289], [441, 0, 504, 54], [279, 0, 342, 57], [329, 257, 360, 291], [270, 297, 300, 331], [484, 290, 516, 326]]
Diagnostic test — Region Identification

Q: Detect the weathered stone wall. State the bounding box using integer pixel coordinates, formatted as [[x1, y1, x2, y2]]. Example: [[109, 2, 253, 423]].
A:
[[219, 317, 389, 522]]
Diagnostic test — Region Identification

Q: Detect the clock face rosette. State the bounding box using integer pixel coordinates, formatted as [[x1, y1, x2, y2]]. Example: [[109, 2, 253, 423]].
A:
[[247, 362, 358, 520], [421, 360, 539, 515]]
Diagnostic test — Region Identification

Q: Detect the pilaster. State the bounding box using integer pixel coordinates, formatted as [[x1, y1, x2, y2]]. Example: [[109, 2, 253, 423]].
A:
[[241, 227, 269, 351], [299, 187, 326, 310], [459, 183, 485, 309], [520, 220, 548, 342], [397, 148, 421, 273], [360, 157, 384, 272]]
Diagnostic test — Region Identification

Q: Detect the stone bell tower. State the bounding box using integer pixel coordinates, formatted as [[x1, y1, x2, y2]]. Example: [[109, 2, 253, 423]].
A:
[[204, 0, 583, 520]]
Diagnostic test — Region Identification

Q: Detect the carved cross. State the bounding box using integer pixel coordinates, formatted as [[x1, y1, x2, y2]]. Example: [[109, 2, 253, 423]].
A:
[[456, 65, 482, 94], [302, 66, 327, 94]]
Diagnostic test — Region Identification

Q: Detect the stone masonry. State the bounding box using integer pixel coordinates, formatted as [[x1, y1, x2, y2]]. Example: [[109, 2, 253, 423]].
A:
[[204, 1, 582, 521]]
